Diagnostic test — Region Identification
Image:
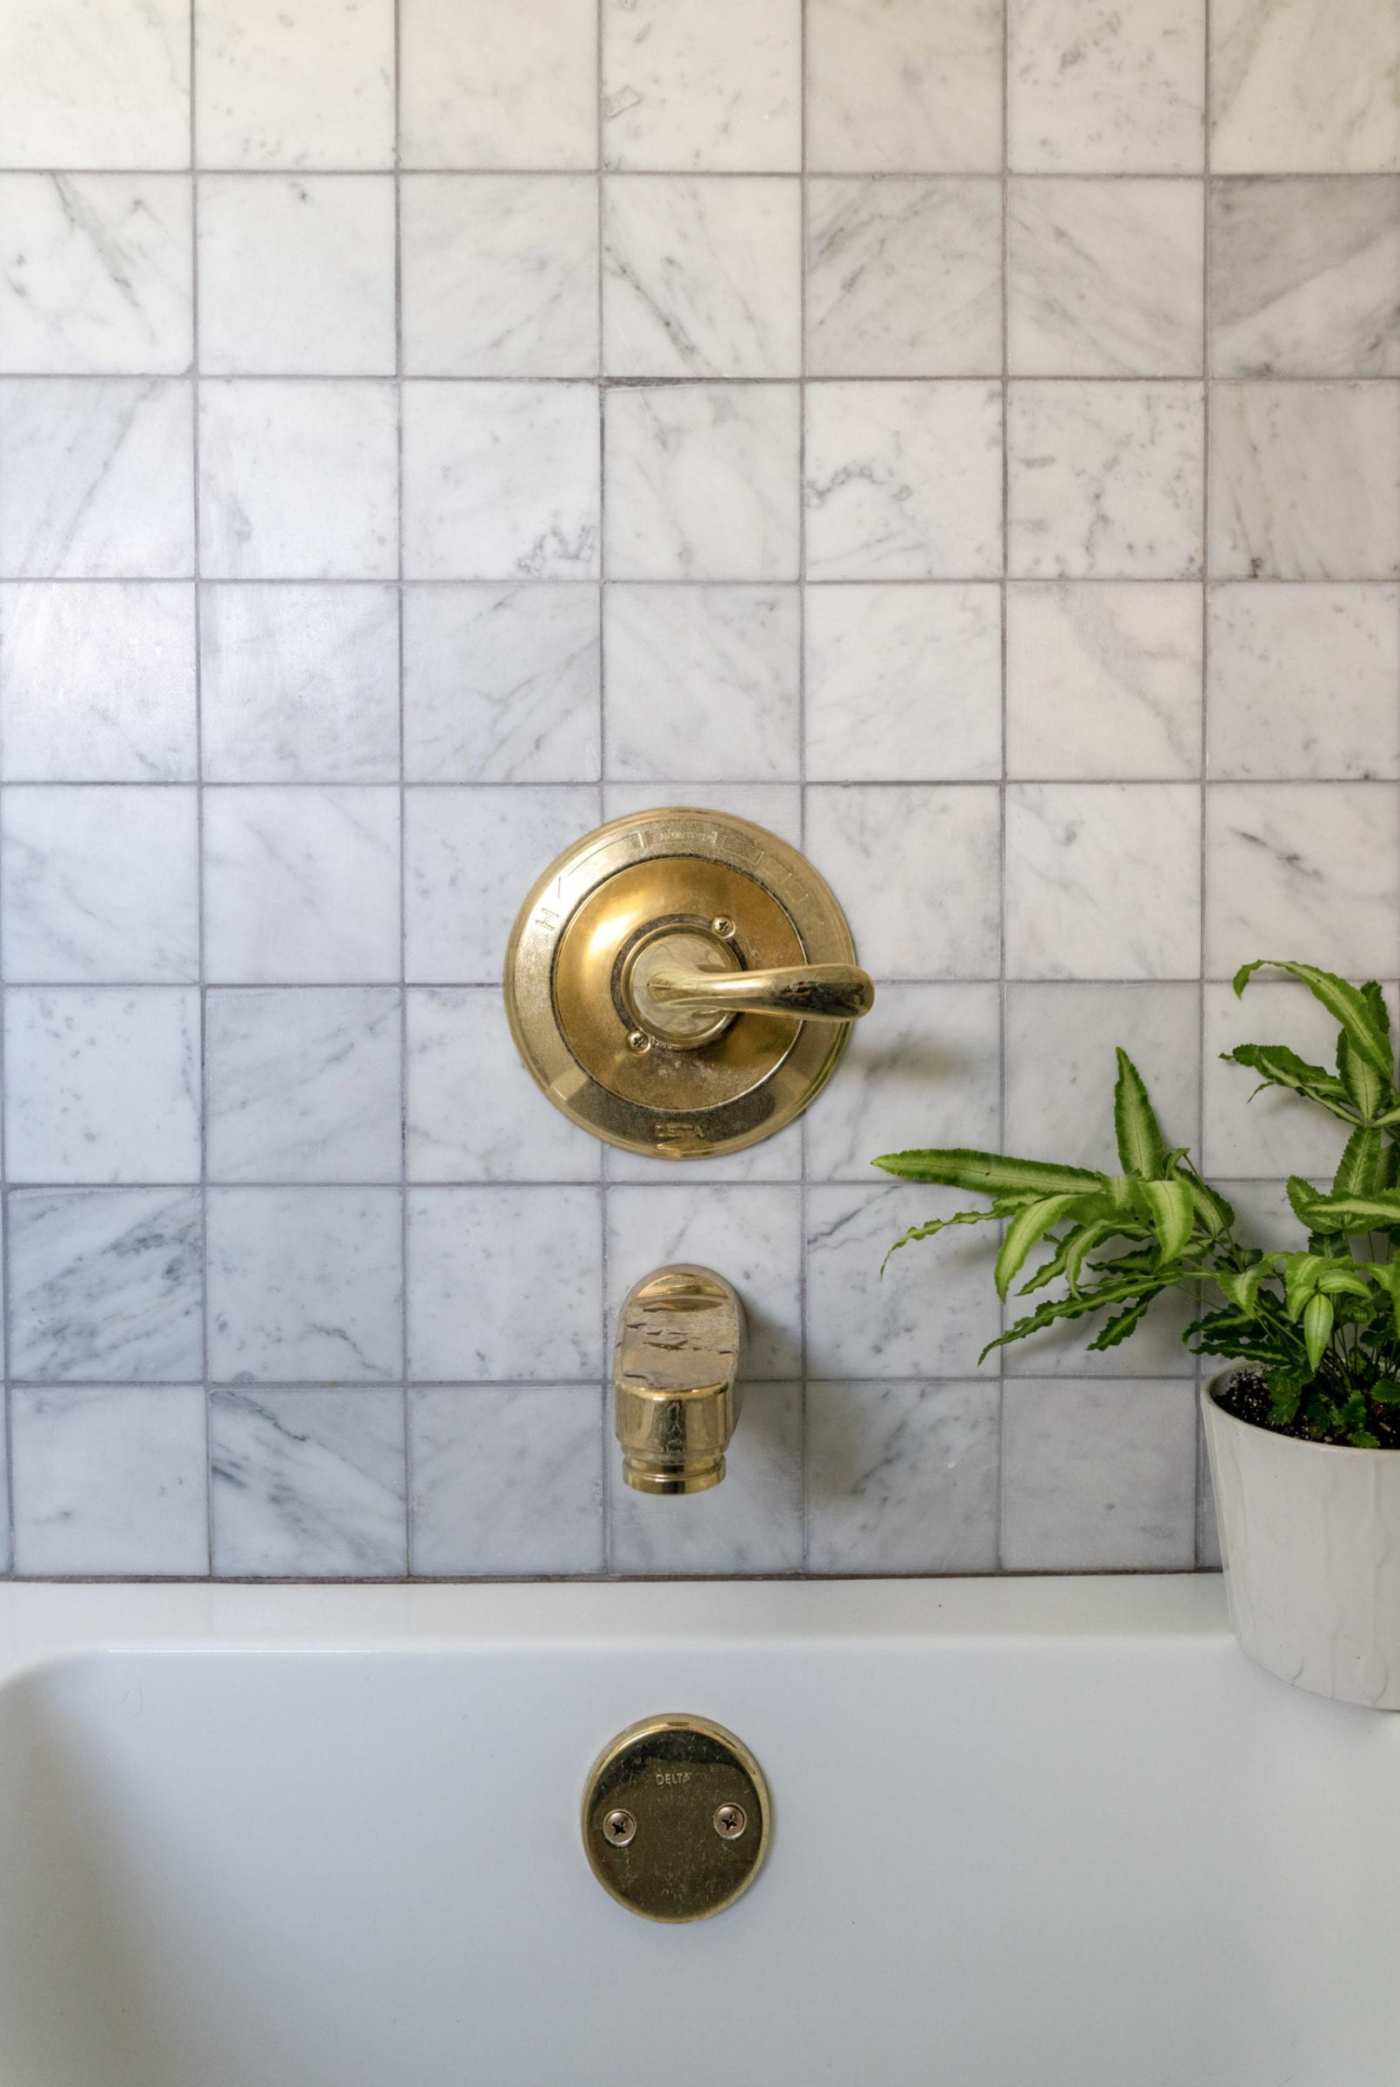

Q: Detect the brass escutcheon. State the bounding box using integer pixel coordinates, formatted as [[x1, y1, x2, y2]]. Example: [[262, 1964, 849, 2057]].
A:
[[582, 1715, 771, 1922]]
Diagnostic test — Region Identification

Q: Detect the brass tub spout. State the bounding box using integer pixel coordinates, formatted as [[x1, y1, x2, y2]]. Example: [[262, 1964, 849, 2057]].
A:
[[613, 1265, 745, 1495]]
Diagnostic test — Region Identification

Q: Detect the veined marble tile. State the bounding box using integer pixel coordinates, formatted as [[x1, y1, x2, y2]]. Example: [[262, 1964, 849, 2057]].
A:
[[407, 1187, 603, 1381], [1212, 1177, 1307, 1253], [403, 381, 600, 582], [12, 1386, 207, 1577], [1210, 0, 1400, 173], [1209, 383, 1400, 579], [0, 582, 196, 782], [407, 987, 600, 1183], [410, 1385, 604, 1576], [402, 176, 598, 378], [805, 381, 1002, 580], [404, 785, 596, 983], [199, 380, 397, 581], [1200, 979, 1391, 1179], [196, 0, 395, 170], [204, 786, 400, 985], [212, 1387, 407, 1578], [0, 378, 193, 578], [200, 585, 398, 784], [604, 384, 800, 581], [1009, 0, 1205, 172], [1009, 382, 1205, 579], [1005, 983, 1201, 1170], [603, 781, 801, 850], [9, 1187, 203, 1382], [6, 988, 201, 1184], [1204, 782, 1400, 981], [1208, 584, 1400, 780], [1001, 1379, 1197, 1571], [198, 176, 396, 377], [403, 585, 599, 784], [806, 784, 1001, 979], [609, 1382, 802, 1574], [0, 0, 190, 169], [3, 785, 198, 983], [606, 1185, 802, 1379], [807, 0, 1002, 173], [1007, 179, 1204, 377], [0, 176, 191, 376], [400, 0, 596, 170], [805, 583, 1002, 781], [604, 585, 799, 781], [208, 1187, 402, 1383], [806, 179, 1002, 378], [1006, 582, 1203, 779], [806, 982, 1002, 1184], [602, 0, 800, 173], [207, 987, 402, 1184], [1210, 179, 1400, 377], [806, 1380, 999, 1574], [603, 176, 801, 379], [1005, 782, 1202, 980], [806, 1183, 1002, 1377]]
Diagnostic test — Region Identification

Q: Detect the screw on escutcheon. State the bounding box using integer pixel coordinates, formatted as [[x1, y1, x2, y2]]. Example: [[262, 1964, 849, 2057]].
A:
[[602, 1808, 637, 1847], [712, 1802, 747, 1840]]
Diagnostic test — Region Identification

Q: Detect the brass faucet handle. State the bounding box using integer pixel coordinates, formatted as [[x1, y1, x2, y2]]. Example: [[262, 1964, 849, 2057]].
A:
[[645, 960, 876, 1027]]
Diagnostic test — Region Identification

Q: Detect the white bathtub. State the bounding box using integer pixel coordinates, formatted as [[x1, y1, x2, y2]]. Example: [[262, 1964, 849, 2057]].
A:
[[0, 1577, 1393, 2087]]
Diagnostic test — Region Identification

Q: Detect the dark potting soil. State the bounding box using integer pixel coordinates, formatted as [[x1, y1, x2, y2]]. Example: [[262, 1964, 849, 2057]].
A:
[[1212, 1368, 1400, 1450]]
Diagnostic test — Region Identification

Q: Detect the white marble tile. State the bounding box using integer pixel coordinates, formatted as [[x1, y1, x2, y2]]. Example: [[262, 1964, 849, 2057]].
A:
[[602, 0, 800, 173], [3, 784, 198, 983], [603, 781, 802, 850], [1208, 383, 1400, 580], [604, 585, 799, 781], [1007, 178, 1203, 377], [1201, 980, 1385, 1180], [1001, 1378, 1197, 1570], [6, 988, 201, 1184], [609, 1382, 802, 1574], [806, 982, 1002, 1183], [1005, 983, 1201, 1170], [1210, 179, 1400, 378], [9, 1187, 203, 1382], [805, 583, 1002, 781], [1211, 0, 1400, 173], [407, 987, 600, 1183], [1207, 584, 1400, 780], [196, 0, 395, 171], [0, 176, 191, 376], [201, 584, 399, 783], [0, 0, 190, 169], [807, 0, 1002, 173], [1005, 782, 1202, 980], [806, 1183, 1002, 1377], [1204, 783, 1400, 982], [1009, 0, 1205, 172], [0, 377, 193, 577], [400, 0, 596, 170], [805, 382, 1002, 580], [603, 176, 801, 379], [806, 784, 1001, 979], [212, 1387, 407, 1578], [198, 175, 396, 377], [404, 784, 596, 983], [806, 179, 1002, 378], [12, 1386, 207, 1577], [199, 379, 397, 580], [0, 582, 196, 781], [403, 584, 599, 783], [1212, 1177, 1301, 1252], [604, 384, 799, 581], [403, 381, 599, 582], [204, 786, 400, 985], [1008, 381, 1205, 579], [208, 1187, 402, 1382], [410, 1385, 604, 1575], [1006, 582, 1203, 780], [407, 1187, 603, 1381], [607, 1185, 802, 1378], [806, 1380, 999, 1574], [402, 175, 598, 378], [207, 987, 402, 1184]]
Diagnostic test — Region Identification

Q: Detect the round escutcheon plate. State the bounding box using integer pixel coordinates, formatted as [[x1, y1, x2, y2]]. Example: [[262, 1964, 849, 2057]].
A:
[[581, 1714, 771, 1922]]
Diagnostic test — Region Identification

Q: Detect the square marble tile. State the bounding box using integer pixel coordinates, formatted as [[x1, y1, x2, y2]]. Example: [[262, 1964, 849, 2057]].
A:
[[607, 1185, 802, 1379], [403, 584, 600, 783], [0, 0, 190, 168], [1208, 383, 1400, 580], [199, 380, 398, 580], [1006, 582, 1203, 780], [806, 1183, 1003, 1378], [806, 784, 1001, 979], [805, 381, 1002, 580], [200, 584, 399, 783], [1008, 0, 1205, 172], [1210, 0, 1400, 172], [805, 584, 1002, 782], [0, 175, 191, 376], [208, 1187, 403, 1382], [407, 1187, 603, 1381], [604, 385, 800, 580], [1007, 178, 1204, 376], [1008, 381, 1205, 579], [196, 0, 395, 170], [410, 1385, 604, 1576], [204, 786, 400, 985], [806, 178, 1002, 378], [2, 784, 199, 983], [12, 1386, 208, 1577], [400, 0, 596, 170], [1005, 783, 1202, 980], [1210, 179, 1400, 378], [1212, 1176, 1305, 1253], [403, 381, 600, 581], [1201, 979, 1381, 1180], [1001, 1378, 1197, 1570], [604, 585, 799, 781], [603, 176, 801, 378], [6, 988, 201, 1184], [207, 987, 402, 1184], [609, 1382, 802, 1574], [602, 0, 801, 173], [1004, 982, 1201, 1170], [1204, 783, 1400, 981], [1207, 584, 1400, 780], [9, 1187, 203, 1382], [807, 0, 1003, 173], [406, 987, 600, 1183], [404, 785, 597, 983], [198, 176, 397, 377], [402, 175, 598, 378], [0, 582, 197, 782], [806, 1380, 1000, 1574], [806, 982, 1002, 1183], [212, 1387, 407, 1578], [0, 378, 193, 577]]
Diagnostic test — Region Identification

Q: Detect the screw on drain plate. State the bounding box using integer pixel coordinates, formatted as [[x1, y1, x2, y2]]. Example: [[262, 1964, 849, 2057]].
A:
[[602, 1808, 637, 1847], [712, 1802, 747, 1840]]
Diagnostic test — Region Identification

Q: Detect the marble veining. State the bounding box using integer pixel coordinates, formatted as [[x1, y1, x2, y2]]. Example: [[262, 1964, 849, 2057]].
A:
[[201, 585, 400, 783], [204, 786, 401, 985], [604, 384, 800, 580], [806, 1380, 1000, 1573], [207, 988, 402, 1185], [805, 381, 1003, 579], [1210, 178, 1400, 378], [1210, 0, 1400, 173], [806, 178, 1002, 377], [8, 1187, 203, 1383], [603, 177, 801, 379], [211, 1387, 407, 1578], [1009, 381, 1205, 579], [1006, 582, 1203, 778], [1208, 382, 1400, 580], [0, 582, 197, 782], [1001, 1379, 1197, 1571], [409, 1385, 604, 1575], [805, 582, 1002, 781], [1204, 783, 1400, 982], [605, 584, 799, 781], [402, 175, 598, 379], [0, 174, 192, 376], [807, 0, 1003, 172], [1005, 782, 1202, 979], [1008, 179, 1204, 377], [407, 987, 600, 1184], [207, 1187, 402, 1383], [602, 0, 801, 173], [5, 988, 201, 1185], [0, 0, 191, 170], [1009, 0, 1205, 173], [11, 1384, 208, 1577], [0, 377, 193, 577], [2, 784, 199, 983], [407, 1188, 603, 1383], [1207, 584, 1400, 780], [403, 381, 600, 582]]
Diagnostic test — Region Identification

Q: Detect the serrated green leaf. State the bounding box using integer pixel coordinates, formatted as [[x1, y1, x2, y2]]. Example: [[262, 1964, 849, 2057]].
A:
[[879, 1205, 1005, 1274], [978, 1275, 1164, 1363], [1333, 1125, 1396, 1198], [1216, 1259, 1280, 1315], [1286, 1175, 1325, 1225], [1087, 1292, 1160, 1351], [1363, 1262, 1400, 1335], [1282, 1251, 1328, 1319], [873, 1149, 1106, 1195], [1113, 1048, 1169, 1179], [1222, 1042, 1354, 1121], [994, 1193, 1093, 1301], [1135, 1178, 1194, 1262], [1233, 961, 1392, 1078], [1315, 1267, 1372, 1300], [1338, 1030, 1391, 1122], [1290, 1187, 1400, 1235], [1369, 1379, 1400, 1404], [1303, 1292, 1334, 1373], [1182, 1173, 1235, 1238]]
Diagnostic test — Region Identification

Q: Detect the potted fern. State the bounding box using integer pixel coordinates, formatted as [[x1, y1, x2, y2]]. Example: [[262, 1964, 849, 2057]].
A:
[[877, 960, 1400, 1710]]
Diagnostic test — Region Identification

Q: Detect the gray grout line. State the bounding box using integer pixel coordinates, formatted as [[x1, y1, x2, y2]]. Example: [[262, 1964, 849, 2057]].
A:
[[5, 775, 1399, 790], [995, 0, 1011, 1574], [189, 6, 214, 1583], [6, 164, 1396, 180], [797, 0, 811, 1574], [1, 368, 1391, 384], [595, 0, 614, 1577], [0, 1173, 1325, 1193], [1194, 0, 1214, 1571], [4, 1372, 1198, 1392], [0, 573, 1391, 589], [393, 0, 414, 1582]]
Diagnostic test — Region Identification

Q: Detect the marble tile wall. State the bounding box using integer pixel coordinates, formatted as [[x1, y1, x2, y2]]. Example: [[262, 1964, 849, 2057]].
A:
[[0, 0, 1395, 1579]]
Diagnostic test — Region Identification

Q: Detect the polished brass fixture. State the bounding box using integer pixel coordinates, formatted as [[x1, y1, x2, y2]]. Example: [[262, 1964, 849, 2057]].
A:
[[614, 1264, 744, 1495], [582, 1714, 771, 1922], [503, 806, 874, 1159]]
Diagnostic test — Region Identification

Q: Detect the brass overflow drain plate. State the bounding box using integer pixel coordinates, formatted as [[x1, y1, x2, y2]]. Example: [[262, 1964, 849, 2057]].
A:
[[582, 1715, 770, 1922]]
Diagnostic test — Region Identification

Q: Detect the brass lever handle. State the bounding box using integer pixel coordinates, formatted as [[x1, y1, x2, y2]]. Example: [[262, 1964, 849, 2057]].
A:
[[647, 961, 875, 1025]]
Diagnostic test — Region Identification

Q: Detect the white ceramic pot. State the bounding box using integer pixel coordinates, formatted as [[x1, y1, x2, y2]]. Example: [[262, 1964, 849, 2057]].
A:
[[1203, 1375, 1400, 1709]]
